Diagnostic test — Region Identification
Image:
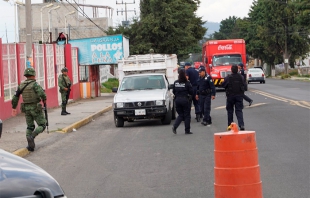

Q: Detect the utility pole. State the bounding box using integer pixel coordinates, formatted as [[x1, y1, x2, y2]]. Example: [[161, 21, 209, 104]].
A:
[[25, 0, 33, 67], [116, 0, 136, 27], [5, 23, 8, 43], [284, 24, 289, 74]]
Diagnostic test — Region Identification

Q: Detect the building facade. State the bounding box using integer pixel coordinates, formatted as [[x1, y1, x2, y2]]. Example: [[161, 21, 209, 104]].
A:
[[17, 2, 113, 43]]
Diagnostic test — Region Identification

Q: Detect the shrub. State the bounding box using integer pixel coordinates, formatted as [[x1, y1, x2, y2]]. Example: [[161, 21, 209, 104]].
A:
[[100, 87, 112, 93], [102, 78, 119, 89], [289, 70, 298, 76], [101, 78, 119, 93], [280, 74, 291, 79]]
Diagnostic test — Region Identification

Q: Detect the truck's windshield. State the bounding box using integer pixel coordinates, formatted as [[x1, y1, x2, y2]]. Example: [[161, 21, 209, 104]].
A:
[[212, 54, 242, 66], [119, 75, 166, 91]]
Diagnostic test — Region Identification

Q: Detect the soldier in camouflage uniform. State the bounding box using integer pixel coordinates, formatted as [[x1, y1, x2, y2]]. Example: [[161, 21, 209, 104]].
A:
[[58, 67, 72, 115], [11, 68, 47, 152]]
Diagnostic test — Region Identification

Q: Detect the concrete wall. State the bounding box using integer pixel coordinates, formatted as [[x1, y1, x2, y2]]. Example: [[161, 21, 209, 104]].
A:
[[18, 3, 112, 43]]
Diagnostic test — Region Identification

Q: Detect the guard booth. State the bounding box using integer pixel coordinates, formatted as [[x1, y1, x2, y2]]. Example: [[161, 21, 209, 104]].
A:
[[79, 65, 100, 98], [67, 34, 129, 98]]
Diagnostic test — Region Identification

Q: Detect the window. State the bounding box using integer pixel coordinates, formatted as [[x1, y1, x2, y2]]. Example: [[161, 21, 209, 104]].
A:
[[79, 66, 89, 82], [212, 54, 242, 66], [120, 75, 165, 91]]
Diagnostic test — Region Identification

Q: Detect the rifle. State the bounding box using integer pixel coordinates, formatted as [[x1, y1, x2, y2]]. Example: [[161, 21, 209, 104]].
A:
[[66, 83, 71, 105], [62, 74, 71, 105], [0, 119, 2, 138], [43, 102, 49, 134]]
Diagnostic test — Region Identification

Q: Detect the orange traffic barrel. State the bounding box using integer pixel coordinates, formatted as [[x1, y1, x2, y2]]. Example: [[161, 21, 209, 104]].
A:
[[214, 123, 263, 198]]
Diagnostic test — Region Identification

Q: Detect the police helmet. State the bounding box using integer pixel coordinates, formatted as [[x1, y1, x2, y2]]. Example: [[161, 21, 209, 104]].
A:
[[238, 63, 244, 67], [61, 67, 68, 72], [23, 67, 36, 77]]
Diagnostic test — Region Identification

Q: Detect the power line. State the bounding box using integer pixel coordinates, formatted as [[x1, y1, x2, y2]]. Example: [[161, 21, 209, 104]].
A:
[[64, 0, 106, 33]]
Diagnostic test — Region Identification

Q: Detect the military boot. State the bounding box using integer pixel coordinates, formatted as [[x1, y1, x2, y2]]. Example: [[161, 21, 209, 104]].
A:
[[26, 136, 35, 151], [65, 107, 71, 115], [61, 107, 67, 115]]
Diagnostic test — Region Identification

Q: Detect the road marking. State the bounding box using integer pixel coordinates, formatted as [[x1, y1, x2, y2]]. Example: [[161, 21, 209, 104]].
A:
[[289, 101, 310, 109], [252, 90, 310, 110], [215, 106, 226, 110], [245, 103, 266, 108], [215, 103, 267, 110], [251, 90, 289, 102]]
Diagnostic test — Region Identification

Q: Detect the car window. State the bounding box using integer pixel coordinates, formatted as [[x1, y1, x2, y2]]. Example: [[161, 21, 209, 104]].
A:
[[248, 69, 262, 73], [120, 75, 166, 91]]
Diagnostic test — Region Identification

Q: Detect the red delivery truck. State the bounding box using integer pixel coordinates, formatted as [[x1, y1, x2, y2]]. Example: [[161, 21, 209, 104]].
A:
[[202, 39, 247, 88]]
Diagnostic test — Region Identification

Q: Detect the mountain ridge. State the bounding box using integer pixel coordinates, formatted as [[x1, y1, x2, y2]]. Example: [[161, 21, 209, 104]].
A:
[[203, 22, 220, 37]]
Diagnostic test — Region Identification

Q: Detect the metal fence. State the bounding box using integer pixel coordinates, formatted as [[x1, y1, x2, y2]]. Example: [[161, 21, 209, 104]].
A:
[[2, 44, 18, 101], [72, 48, 79, 84], [18, 43, 27, 83], [33, 44, 45, 89], [46, 44, 55, 88]]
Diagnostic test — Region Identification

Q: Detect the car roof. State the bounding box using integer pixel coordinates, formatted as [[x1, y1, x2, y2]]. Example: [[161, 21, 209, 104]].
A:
[[125, 73, 165, 77]]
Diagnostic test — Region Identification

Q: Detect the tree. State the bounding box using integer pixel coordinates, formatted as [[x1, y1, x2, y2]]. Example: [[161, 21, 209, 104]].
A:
[[213, 16, 240, 40], [247, 0, 310, 73], [106, 0, 206, 60]]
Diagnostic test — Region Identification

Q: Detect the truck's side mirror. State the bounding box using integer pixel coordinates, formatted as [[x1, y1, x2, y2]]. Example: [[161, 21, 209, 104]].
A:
[[205, 59, 208, 64], [209, 64, 212, 70], [0, 119, 2, 138], [112, 87, 118, 93], [168, 84, 174, 90]]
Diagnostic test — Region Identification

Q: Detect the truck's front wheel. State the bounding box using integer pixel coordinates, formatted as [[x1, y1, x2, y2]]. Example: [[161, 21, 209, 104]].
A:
[[161, 106, 172, 125], [114, 116, 124, 127]]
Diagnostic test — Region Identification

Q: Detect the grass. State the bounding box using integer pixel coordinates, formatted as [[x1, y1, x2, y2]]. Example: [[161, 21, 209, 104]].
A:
[[101, 78, 119, 93], [298, 74, 310, 78], [278, 69, 310, 80], [280, 74, 291, 79]]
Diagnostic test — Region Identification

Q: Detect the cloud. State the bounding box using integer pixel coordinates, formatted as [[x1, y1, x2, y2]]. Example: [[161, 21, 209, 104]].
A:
[[0, 0, 255, 42], [197, 0, 254, 23]]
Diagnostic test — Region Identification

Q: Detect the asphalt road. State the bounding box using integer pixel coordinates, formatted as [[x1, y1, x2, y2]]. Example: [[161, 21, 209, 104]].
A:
[[26, 78, 310, 198]]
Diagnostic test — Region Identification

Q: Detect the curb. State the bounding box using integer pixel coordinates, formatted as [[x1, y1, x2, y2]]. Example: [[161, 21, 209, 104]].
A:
[[13, 105, 113, 158], [61, 105, 112, 133], [13, 148, 30, 157]]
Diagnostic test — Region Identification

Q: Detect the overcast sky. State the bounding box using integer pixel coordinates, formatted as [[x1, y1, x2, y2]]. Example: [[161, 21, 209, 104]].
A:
[[0, 0, 254, 43]]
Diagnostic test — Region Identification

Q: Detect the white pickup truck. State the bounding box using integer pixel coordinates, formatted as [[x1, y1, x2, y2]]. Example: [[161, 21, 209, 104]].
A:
[[112, 54, 178, 127]]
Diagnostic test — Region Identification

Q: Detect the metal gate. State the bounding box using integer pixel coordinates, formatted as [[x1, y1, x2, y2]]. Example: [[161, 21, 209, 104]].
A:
[[2, 44, 18, 101]]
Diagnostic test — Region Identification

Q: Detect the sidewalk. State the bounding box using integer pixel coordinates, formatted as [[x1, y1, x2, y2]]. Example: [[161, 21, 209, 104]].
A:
[[270, 76, 310, 81], [0, 94, 114, 157]]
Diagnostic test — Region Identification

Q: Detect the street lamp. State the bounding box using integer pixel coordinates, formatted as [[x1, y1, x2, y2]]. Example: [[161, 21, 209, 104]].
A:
[[48, 5, 60, 43], [64, 11, 75, 39], [40, 3, 53, 43]]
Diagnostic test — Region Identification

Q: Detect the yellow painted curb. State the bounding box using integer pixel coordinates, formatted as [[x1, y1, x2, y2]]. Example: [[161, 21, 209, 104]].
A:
[[13, 148, 30, 157], [61, 105, 112, 133]]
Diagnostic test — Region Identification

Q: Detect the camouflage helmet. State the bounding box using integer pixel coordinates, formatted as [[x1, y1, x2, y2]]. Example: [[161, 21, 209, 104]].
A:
[[61, 67, 68, 72], [23, 67, 36, 77]]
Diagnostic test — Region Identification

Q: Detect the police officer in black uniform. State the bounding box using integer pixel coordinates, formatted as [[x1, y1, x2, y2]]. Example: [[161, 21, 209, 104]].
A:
[[172, 69, 193, 135], [222, 64, 246, 131], [196, 67, 216, 126], [238, 63, 253, 106], [184, 62, 201, 122]]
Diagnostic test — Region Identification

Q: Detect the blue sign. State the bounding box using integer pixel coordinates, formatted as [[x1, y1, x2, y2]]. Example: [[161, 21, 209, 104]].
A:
[[68, 35, 124, 65]]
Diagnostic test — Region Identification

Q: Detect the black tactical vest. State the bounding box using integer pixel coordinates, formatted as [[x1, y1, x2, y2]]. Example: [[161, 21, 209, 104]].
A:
[[226, 74, 244, 96]]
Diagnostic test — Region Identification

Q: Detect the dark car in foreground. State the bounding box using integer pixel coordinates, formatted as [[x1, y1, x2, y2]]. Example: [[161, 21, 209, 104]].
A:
[[0, 119, 67, 198]]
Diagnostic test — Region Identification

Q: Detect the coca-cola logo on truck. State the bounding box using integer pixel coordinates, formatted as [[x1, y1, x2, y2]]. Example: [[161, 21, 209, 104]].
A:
[[218, 44, 233, 50]]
